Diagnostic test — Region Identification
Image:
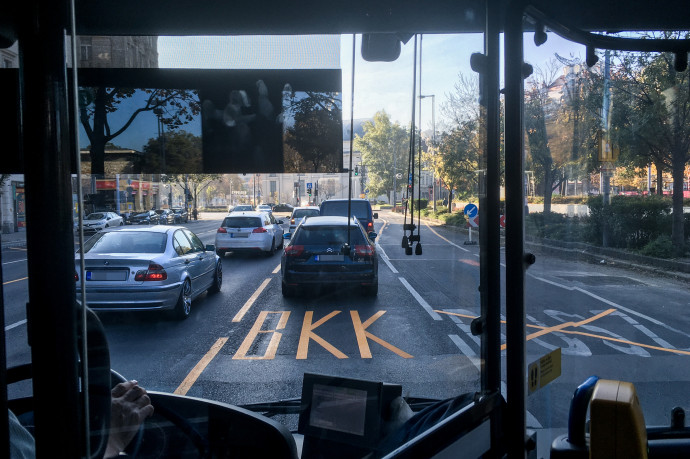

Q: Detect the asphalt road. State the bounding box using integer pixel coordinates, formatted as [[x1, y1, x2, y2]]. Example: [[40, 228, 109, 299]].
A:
[[4, 210, 690, 438]]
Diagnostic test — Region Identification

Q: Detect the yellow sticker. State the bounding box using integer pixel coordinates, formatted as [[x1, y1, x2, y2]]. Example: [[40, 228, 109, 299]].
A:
[[528, 348, 561, 395]]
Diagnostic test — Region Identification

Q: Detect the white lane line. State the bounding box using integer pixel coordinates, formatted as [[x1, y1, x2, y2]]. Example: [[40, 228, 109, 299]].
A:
[[399, 277, 442, 321], [5, 319, 26, 332], [232, 278, 272, 323], [424, 224, 470, 252], [532, 275, 690, 339], [446, 310, 481, 346], [449, 334, 481, 372], [2, 259, 27, 265], [610, 310, 677, 349], [378, 247, 399, 274]]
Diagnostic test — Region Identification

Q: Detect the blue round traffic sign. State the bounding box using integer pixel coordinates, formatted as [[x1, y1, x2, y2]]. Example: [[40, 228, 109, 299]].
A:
[[464, 203, 478, 218]]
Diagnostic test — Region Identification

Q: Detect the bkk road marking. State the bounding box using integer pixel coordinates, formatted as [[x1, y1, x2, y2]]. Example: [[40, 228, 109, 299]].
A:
[[272, 263, 281, 274], [232, 277, 271, 322], [174, 337, 228, 396], [233, 311, 291, 360], [3, 277, 28, 285], [435, 309, 690, 356]]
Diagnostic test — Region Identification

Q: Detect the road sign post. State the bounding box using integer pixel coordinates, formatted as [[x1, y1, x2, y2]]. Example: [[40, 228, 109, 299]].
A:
[[463, 204, 479, 245]]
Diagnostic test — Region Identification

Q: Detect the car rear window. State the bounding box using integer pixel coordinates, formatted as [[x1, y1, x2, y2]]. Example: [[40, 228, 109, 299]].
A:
[[83, 232, 167, 254], [293, 209, 320, 219], [319, 201, 370, 219], [292, 225, 366, 245], [223, 217, 263, 228]]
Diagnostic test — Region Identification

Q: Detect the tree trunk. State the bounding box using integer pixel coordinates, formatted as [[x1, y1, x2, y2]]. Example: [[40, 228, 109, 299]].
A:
[[543, 166, 552, 214], [656, 161, 664, 195], [89, 87, 108, 176], [671, 157, 686, 256], [448, 189, 453, 213]]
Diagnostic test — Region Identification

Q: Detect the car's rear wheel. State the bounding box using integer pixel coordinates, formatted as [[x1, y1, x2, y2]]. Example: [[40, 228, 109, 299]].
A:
[[265, 239, 276, 256], [281, 282, 297, 297], [209, 261, 222, 294], [172, 279, 192, 320], [364, 283, 378, 297]]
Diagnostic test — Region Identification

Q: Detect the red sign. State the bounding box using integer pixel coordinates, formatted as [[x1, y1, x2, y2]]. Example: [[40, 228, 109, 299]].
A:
[[468, 215, 479, 228], [141, 182, 151, 190], [500, 215, 506, 228], [96, 179, 117, 190]]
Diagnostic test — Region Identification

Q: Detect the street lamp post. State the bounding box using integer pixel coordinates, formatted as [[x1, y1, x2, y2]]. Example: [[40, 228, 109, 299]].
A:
[[419, 94, 436, 211]]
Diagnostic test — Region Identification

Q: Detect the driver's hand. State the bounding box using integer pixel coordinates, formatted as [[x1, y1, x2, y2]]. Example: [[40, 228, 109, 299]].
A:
[[105, 380, 154, 458]]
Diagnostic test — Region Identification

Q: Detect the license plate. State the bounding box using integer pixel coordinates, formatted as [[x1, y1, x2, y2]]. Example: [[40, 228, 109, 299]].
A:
[[230, 232, 249, 238], [315, 254, 343, 262], [86, 270, 128, 281]]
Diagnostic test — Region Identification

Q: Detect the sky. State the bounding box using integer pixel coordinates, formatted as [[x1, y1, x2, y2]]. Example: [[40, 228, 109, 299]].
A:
[[80, 33, 585, 151]]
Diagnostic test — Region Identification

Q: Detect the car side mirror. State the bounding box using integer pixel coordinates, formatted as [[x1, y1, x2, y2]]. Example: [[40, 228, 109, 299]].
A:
[[368, 232, 377, 240], [277, 220, 284, 224], [283, 233, 291, 240], [206, 244, 215, 252], [373, 212, 378, 219]]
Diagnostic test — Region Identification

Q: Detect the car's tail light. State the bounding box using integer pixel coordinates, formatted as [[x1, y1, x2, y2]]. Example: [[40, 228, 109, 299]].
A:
[[355, 245, 374, 257], [135, 263, 168, 281], [252, 227, 268, 233], [217, 227, 227, 233], [290, 218, 295, 224], [284, 245, 304, 257], [74, 271, 79, 281], [367, 221, 373, 231]]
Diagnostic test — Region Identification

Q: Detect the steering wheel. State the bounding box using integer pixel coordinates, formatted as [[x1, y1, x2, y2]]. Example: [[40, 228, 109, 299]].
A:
[[111, 370, 210, 458]]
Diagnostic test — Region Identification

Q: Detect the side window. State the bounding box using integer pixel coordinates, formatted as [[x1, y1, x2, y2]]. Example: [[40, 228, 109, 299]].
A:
[[173, 230, 193, 255], [269, 214, 277, 224], [184, 229, 205, 252]]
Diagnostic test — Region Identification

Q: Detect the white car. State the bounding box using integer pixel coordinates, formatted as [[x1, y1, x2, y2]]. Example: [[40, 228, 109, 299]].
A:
[[257, 204, 273, 213], [215, 211, 285, 257], [288, 206, 320, 234], [79, 212, 124, 233]]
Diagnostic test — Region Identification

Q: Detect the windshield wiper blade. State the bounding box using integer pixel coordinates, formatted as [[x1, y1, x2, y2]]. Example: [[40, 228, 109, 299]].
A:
[[238, 398, 302, 417]]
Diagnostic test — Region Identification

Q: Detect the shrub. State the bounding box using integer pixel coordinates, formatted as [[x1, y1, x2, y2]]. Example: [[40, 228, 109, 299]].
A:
[[639, 235, 674, 258], [413, 199, 428, 210], [586, 195, 672, 249], [444, 212, 466, 227], [551, 195, 588, 204], [525, 212, 586, 241]]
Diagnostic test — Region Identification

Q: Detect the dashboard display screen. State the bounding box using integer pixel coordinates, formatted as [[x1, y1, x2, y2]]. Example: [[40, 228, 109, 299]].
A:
[[309, 384, 368, 436]]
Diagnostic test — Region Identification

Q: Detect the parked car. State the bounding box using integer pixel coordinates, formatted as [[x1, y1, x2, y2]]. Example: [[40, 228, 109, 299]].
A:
[[128, 210, 161, 225], [288, 206, 320, 234], [155, 209, 176, 224], [231, 205, 254, 213], [319, 199, 378, 234], [281, 216, 378, 297], [214, 211, 284, 257], [171, 207, 188, 223], [75, 226, 222, 319], [79, 212, 124, 233], [257, 204, 273, 213], [272, 203, 294, 213]]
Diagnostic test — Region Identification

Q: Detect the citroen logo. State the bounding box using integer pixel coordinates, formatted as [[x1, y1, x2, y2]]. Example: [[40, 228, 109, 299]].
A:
[[327, 248, 333, 253], [104, 261, 109, 265]]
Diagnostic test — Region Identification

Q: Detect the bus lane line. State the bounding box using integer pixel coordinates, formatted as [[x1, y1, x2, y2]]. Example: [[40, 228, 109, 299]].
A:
[[5, 319, 27, 331], [435, 310, 690, 356], [2, 258, 27, 265], [424, 224, 470, 252], [232, 277, 272, 322], [399, 278, 443, 321], [174, 337, 228, 396], [376, 219, 399, 274]]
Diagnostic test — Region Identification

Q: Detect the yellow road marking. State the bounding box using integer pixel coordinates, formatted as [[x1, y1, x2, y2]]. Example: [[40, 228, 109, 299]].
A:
[[297, 311, 347, 359], [435, 309, 690, 356], [233, 311, 291, 360], [3, 277, 28, 285], [272, 264, 281, 274], [174, 337, 228, 396], [232, 278, 271, 322], [351, 311, 413, 359]]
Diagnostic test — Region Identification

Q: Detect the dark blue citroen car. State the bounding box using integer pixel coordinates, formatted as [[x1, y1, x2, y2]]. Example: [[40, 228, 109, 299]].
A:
[[281, 216, 378, 297]]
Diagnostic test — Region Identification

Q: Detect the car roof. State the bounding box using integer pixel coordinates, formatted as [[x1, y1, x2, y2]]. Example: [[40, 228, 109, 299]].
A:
[[101, 225, 178, 234], [320, 199, 370, 204], [227, 211, 268, 217], [300, 216, 359, 227], [292, 206, 320, 211]]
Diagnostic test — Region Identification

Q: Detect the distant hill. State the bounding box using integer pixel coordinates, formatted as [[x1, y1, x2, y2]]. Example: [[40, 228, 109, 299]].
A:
[[342, 119, 369, 140]]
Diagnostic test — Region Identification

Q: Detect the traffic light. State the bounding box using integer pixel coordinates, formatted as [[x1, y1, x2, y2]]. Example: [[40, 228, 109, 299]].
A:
[[354, 165, 359, 176]]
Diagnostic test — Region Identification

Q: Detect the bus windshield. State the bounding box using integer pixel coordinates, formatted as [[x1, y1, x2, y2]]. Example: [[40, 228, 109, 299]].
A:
[[4, 3, 690, 458]]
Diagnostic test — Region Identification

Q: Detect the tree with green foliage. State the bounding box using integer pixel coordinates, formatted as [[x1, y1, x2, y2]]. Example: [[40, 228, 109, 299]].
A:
[[79, 88, 200, 176], [141, 130, 203, 173], [432, 121, 481, 210], [353, 111, 409, 203], [284, 92, 342, 173]]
